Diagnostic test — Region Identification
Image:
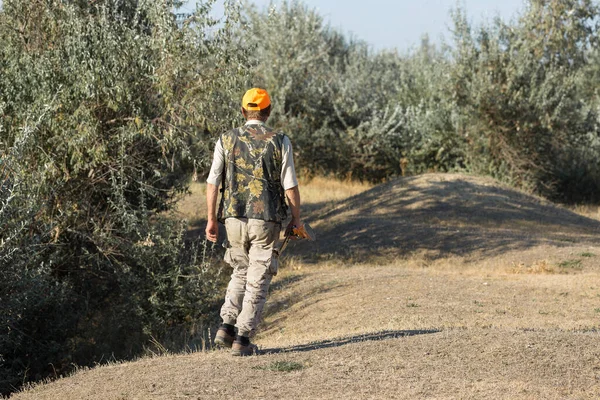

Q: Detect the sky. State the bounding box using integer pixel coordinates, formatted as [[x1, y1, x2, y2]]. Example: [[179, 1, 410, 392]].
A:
[[179, 0, 526, 51]]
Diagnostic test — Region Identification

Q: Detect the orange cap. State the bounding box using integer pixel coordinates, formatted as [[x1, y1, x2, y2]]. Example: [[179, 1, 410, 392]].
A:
[[242, 88, 271, 111]]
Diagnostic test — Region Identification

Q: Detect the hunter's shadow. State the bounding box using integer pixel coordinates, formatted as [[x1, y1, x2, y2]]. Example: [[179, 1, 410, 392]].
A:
[[259, 329, 441, 355]]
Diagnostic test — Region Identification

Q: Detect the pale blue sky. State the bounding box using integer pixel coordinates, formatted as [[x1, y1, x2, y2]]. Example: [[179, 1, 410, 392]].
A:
[[179, 0, 526, 51]]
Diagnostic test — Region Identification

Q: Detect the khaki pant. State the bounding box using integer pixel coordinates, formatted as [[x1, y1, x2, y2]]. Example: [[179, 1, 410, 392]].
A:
[[220, 217, 280, 337]]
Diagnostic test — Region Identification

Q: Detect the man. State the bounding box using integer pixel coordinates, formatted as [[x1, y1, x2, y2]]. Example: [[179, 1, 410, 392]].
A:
[[205, 88, 301, 356]]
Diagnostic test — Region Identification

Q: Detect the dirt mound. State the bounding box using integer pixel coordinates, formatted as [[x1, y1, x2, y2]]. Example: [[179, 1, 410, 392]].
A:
[[295, 173, 600, 261]]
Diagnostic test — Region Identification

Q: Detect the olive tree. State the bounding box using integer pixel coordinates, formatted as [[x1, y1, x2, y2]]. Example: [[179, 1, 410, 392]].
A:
[[0, 0, 246, 393], [451, 0, 600, 200]]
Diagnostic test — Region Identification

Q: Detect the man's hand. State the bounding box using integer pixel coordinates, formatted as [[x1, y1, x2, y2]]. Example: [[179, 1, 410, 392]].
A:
[[206, 219, 219, 243], [285, 185, 301, 240], [285, 218, 301, 239]]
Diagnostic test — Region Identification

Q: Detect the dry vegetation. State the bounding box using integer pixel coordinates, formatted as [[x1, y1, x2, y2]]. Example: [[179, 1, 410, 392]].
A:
[[11, 173, 600, 400], [172, 176, 372, 229]]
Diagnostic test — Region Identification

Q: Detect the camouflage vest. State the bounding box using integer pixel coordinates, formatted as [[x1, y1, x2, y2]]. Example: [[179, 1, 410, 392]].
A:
[[217, 123, 288, 223]]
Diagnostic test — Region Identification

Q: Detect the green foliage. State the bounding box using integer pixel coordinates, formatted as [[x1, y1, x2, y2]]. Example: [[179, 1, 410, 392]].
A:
[[450, 0, 600, 200], [0, 0, 241, 394], [557, 259, 584, 270], [255, 360, 305, 372], [239, 1, 464, 181], [239, 0, 352, 176], [237, 0, 600, 196]]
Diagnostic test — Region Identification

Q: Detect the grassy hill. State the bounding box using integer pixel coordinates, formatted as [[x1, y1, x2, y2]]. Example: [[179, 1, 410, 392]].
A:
[[10, 173, 600, 399]]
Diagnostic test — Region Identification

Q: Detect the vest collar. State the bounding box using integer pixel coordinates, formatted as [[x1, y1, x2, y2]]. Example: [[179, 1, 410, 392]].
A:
[[245, 119, 266, 126]]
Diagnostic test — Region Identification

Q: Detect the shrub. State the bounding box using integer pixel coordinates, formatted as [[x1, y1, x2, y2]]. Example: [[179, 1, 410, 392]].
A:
[[239, 1, 464, 181], [450, 0, 600, 200], [0, 0, 243, 394]]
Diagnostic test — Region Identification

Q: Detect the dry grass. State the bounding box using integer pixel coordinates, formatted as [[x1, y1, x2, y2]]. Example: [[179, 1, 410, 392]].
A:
[[259, 261, 600, 347], [171, 180, 207, 227], [571, 203, 600, 221], [297, 176, 372, 204], [12, 173, 600, 400], [171, 175, 371, 229], [13, 327, 600, 400], [509, 259, 556, 274]]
